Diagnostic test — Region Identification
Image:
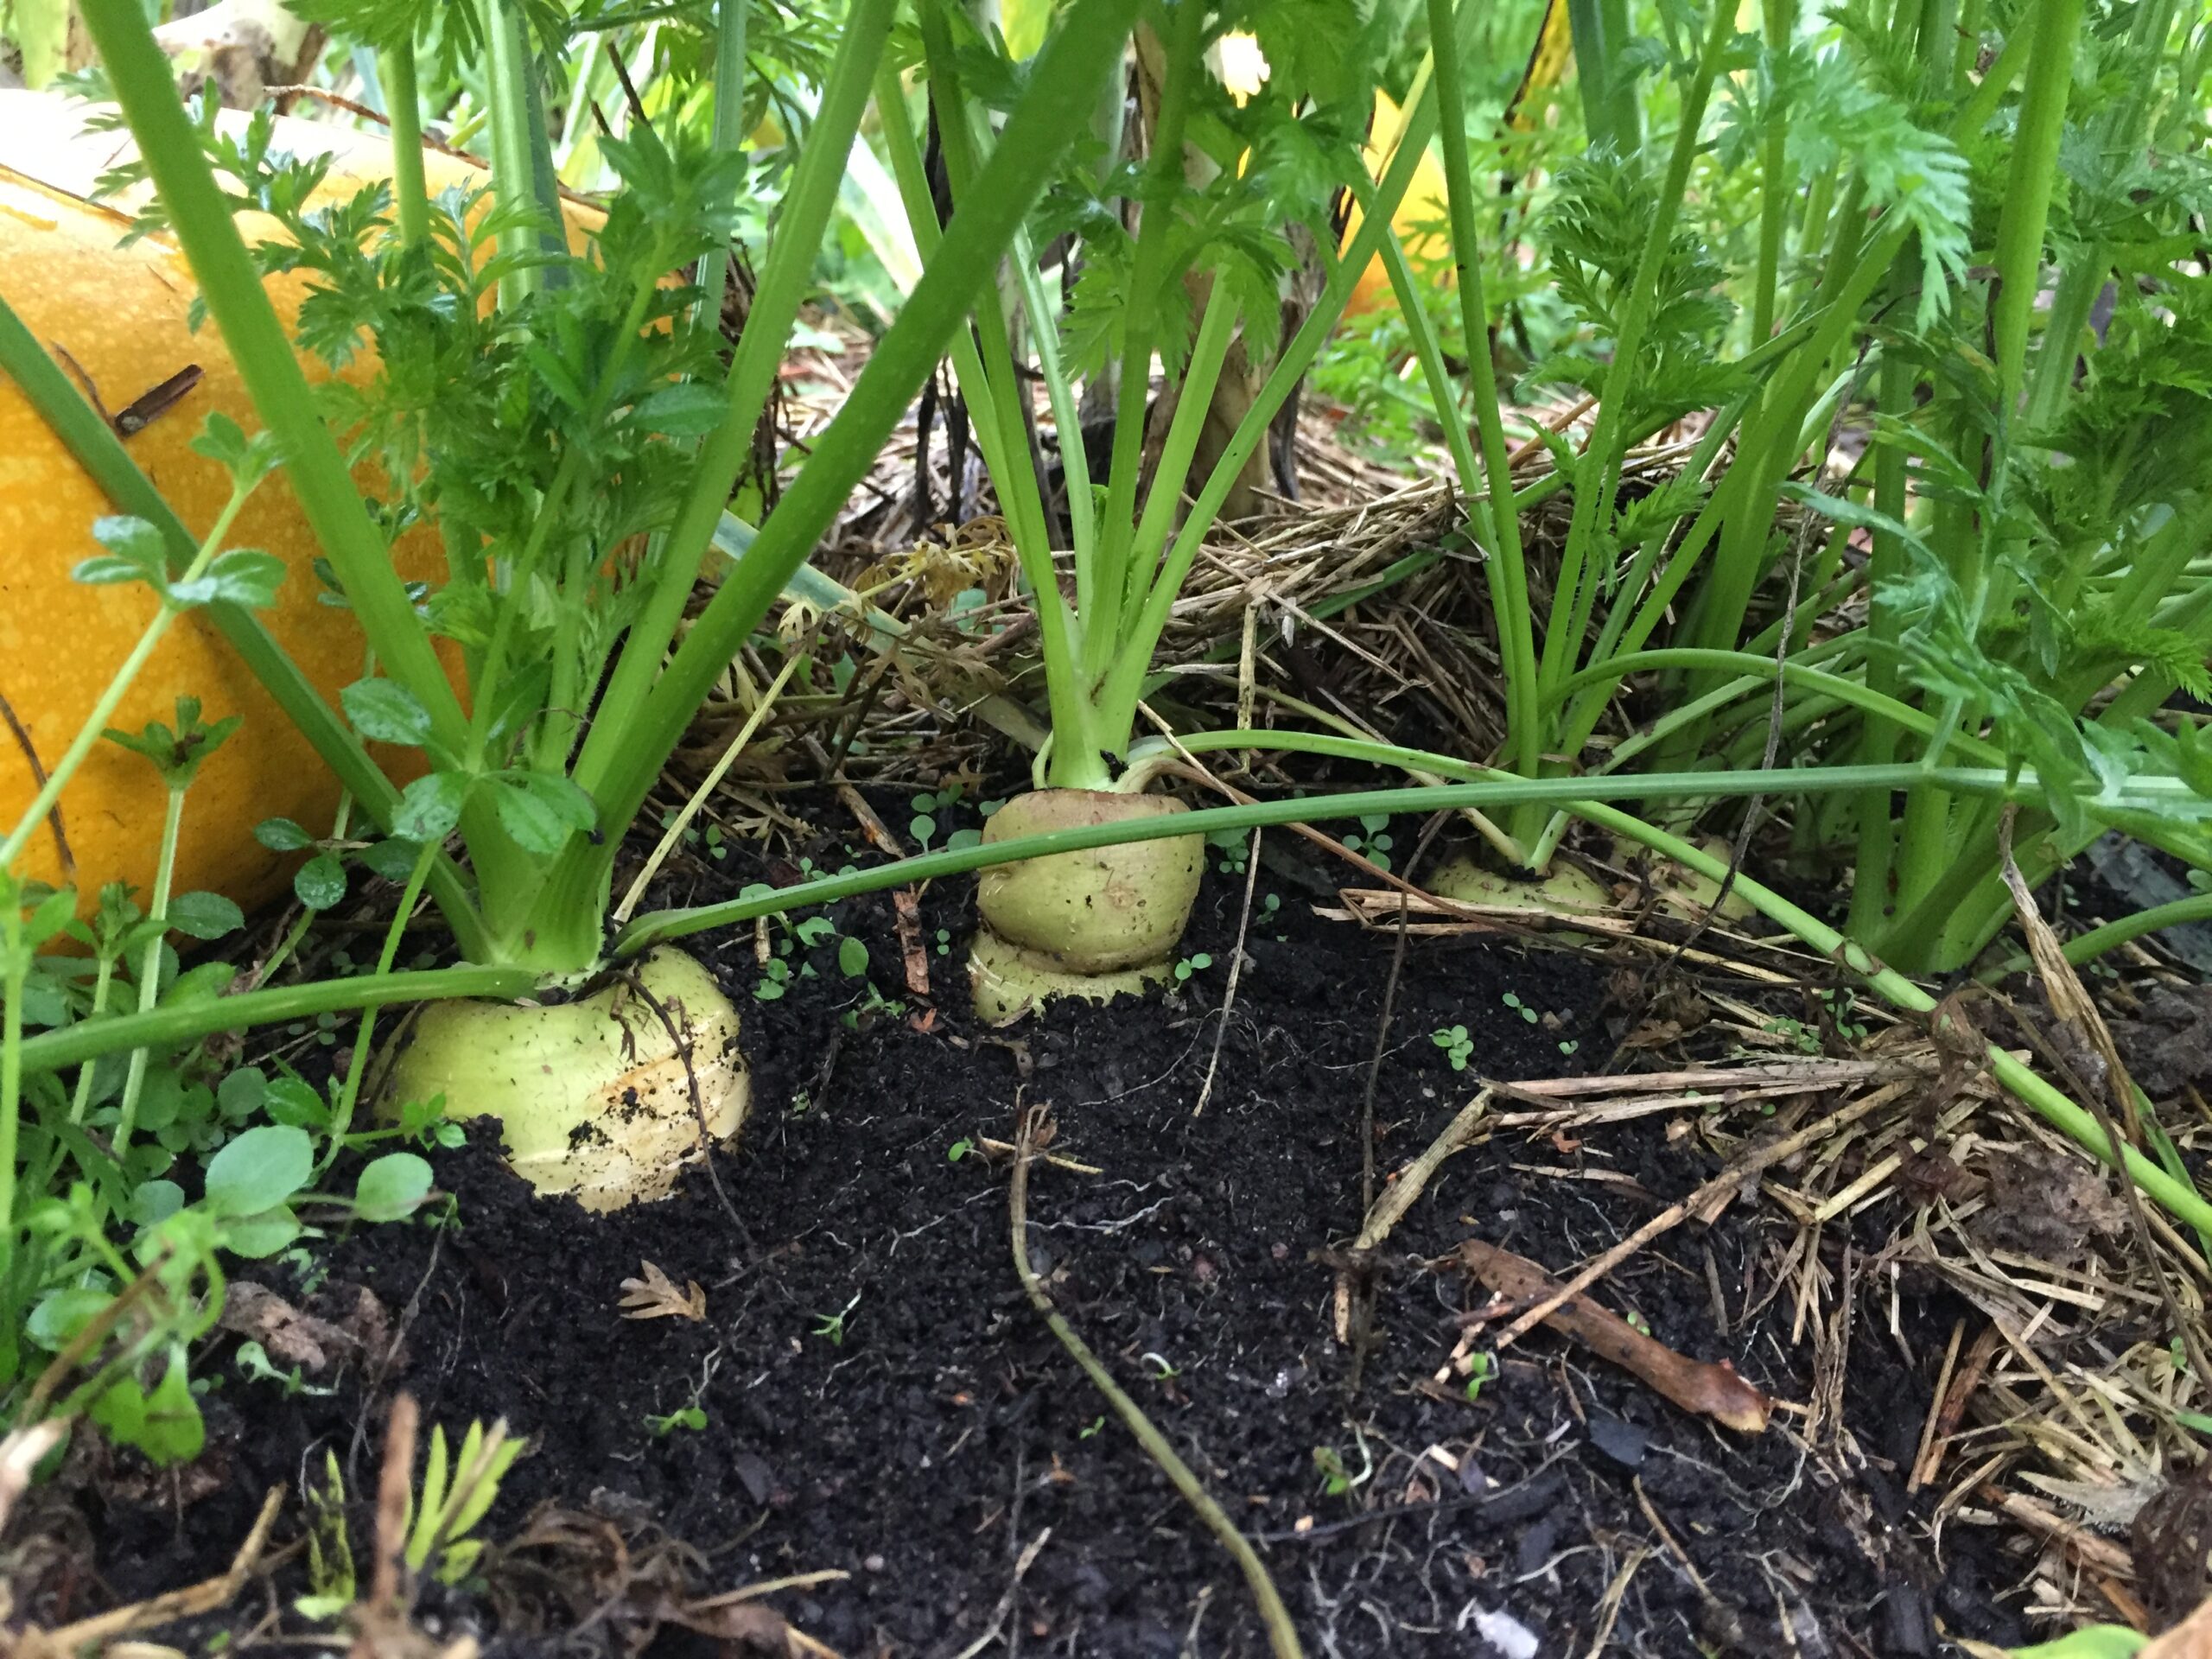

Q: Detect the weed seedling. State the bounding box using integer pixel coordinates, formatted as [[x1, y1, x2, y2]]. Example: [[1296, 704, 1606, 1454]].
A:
[[645, 1405, 709, 1436], [234, 1340, 334, 1399], [1312, 1433, 1373, 1497], [1078, 1414, 1106, 1440], [1208, 828, 1250, 875], [1432, 1025, 1473, 1071], [1338, 815, 1395, 873], [1173, 952, 1213, 982], [1464, 1351, 1498, 1402], [840, 983, 905, 1030], [947, 1137, 976, 1163], [811, 1292, 862, 1347], [1501, 991, 1539, 1025]]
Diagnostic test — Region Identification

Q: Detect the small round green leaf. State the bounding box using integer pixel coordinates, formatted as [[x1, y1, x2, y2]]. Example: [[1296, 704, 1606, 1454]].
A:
[[202, 1124, 313, 1217], [837, 937, 868, 978], [354, 1153, 434, 1222]]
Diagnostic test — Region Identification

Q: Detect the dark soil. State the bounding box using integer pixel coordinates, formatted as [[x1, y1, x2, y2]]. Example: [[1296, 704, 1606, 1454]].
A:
[[57, 794, 2029, 1656]]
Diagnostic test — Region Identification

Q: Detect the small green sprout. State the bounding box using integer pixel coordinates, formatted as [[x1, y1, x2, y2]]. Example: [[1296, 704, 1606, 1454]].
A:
[[1079, 1414, 1107, 1440], [811, 1292, 862, 1346], [1313, 1446, 1354, 1496], [1464, 1351, 1497, 1402], [645, 1405, 709, 1436], [1432, 1025, 1473, 1071], [947, 1137, 976, 1162], [1501, 991, 1538, 1025], [1339, 814, 1395, 873], [1173, 951, 1213, 982]]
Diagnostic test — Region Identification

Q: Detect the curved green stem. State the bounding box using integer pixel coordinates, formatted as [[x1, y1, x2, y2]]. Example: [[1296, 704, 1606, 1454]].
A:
[[616, 760, 2044, 952], [1426, 0, 1541, 790], [1550, 647, 2005, 767], [619, 734, 2212, 1240], [15, 966, 541, 1076], [2062, 893, 2212, 968]]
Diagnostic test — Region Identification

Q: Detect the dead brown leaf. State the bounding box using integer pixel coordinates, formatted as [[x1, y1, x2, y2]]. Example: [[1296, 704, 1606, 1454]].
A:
[[619, 1261, 707, 1322], [1970, 1143, 2126, 1266], [1458, 1239, 1770, 1433], [2113, 987, 2212, 1098], [2137, 1464, 2212, 1633], [219, 1282, 391, 1371]]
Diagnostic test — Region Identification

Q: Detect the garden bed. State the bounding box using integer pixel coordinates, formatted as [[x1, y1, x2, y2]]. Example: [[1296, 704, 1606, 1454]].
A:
[[48, 790, 2033, 1656]]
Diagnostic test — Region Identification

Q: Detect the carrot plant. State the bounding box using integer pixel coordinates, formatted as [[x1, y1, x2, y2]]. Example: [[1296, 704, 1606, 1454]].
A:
[[1346, 0, 2212, 980], [2, 0, 1145, 1415]]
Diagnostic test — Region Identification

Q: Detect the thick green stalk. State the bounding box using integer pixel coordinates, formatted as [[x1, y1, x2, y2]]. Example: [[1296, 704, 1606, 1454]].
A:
[[572, 0, 899, 804], [695, 0, 750, 310], [915, 15, 1106, 785], [1089, 0, 1205, 679], [1989, 0, 2085, 407], [1091, 58, 1446, 742], [1751, 0, 1796, 344], [1850, 345, 1912, 938], [480, 0, 549, 310], [1426, 0, 1541, 790], [537, 0, 1147, 925], [110, 785, 185, 1159], [74, 0, 469, 753], [1564, 0, 1635, 156], [1123, 279, 1240, 592], [1535, 0, 1733, 708], [379, 38, 431, 251]]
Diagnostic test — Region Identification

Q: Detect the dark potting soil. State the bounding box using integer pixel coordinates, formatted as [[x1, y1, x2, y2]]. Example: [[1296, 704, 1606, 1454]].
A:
[[61, 799, 2030, 1657]]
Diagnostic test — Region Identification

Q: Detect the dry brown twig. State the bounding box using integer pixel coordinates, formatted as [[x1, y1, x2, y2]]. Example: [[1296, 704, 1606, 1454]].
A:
[[1998, 810, 2212, 1393], [1486, 1077, 1916, 1353], [16, 1484, 284, 1653]]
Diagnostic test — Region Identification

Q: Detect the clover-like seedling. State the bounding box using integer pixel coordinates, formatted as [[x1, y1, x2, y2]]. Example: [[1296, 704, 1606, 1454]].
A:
[[1432, 1025, 1473, 1071]]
